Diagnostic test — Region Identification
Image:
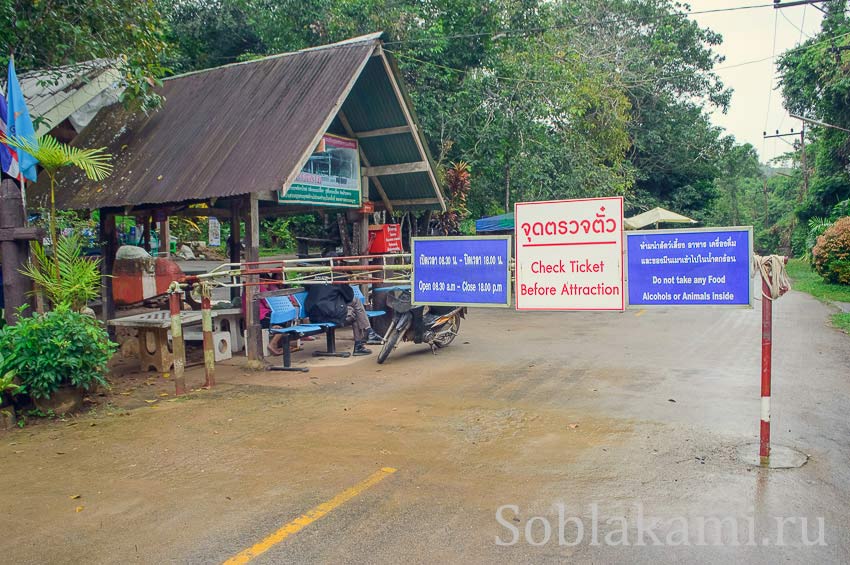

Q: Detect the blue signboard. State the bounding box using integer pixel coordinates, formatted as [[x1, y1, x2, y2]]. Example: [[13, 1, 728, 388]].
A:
[[412, 236, 512, 307], [626, 227, 753, 307]]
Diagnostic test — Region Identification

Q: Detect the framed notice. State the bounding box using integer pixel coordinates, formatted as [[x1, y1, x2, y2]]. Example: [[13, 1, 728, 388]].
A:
[[515, 197, 625, 311], [412, 236, 512, 307], [208, 217, 221, 246], [625, 227, 753, 308], [278, 134, 362, 208]]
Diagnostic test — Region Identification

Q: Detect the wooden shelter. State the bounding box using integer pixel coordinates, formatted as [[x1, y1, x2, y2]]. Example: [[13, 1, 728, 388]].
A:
[[28, 32, 445, 358]]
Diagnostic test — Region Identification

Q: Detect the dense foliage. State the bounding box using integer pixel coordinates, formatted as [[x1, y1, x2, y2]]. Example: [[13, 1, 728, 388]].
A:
[[0, 0, 170, 110], [155, 0, 733, 219], [0, 306, 115, 399], [813, 217, 850, 284], [778, 1, 850, 254], [9, 0, 814, 257]]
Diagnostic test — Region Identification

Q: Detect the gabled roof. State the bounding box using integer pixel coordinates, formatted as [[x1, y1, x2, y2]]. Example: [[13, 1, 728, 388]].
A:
[[31, 33, 444, 212]]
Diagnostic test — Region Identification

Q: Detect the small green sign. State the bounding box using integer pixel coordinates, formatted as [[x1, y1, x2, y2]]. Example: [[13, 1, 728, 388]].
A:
[[278, 183, 361, 207]]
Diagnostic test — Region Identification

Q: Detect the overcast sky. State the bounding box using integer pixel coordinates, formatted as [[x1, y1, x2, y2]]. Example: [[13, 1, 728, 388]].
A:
[[687, 0, 824, 164]]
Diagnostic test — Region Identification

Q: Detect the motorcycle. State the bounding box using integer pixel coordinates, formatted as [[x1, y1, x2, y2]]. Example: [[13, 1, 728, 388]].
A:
[[376, 286, 466, 364]]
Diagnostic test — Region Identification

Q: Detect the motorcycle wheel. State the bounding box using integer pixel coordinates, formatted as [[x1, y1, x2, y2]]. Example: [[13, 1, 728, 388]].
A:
[[377, 321, 401, 365], [433, 314, 461, 348]]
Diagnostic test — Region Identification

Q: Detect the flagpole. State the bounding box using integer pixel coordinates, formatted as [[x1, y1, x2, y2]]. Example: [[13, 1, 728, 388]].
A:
[[20, 176, 26, 225]]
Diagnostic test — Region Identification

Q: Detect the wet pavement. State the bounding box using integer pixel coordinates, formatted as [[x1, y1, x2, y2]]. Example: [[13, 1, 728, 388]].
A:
[[1, 287, 849, 563]]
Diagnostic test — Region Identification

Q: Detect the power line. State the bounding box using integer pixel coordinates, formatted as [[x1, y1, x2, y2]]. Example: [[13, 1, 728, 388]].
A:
[[382, 4, 777, 47], [778, 7, 813, 39], [778, 4, 810, 132], [763, 10, 780, 157], [384, 28, 850, 90]]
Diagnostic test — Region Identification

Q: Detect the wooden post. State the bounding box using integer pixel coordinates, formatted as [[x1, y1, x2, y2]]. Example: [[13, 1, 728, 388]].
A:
[[143, 214, 152, 252], [161, 213, 171, 257], [359, 175, 370, 296], [99, 209, 118, 329], [244, 193, 262, 361], [337, 213, 352, 256], [229, 200, 241, 300], [0, 178, 33, 324]]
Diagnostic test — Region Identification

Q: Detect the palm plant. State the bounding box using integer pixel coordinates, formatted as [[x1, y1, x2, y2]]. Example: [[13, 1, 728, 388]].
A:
[[20, 234, 102, 311], [806, 217, 834, 261], [3, 134, 112, 276]]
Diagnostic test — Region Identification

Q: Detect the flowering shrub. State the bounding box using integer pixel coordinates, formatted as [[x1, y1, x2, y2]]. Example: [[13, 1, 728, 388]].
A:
[[812, 216, 850, 284]]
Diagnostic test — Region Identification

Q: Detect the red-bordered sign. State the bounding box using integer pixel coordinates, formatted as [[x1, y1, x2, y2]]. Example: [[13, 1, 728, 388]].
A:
[[515, 197, 624, 311]]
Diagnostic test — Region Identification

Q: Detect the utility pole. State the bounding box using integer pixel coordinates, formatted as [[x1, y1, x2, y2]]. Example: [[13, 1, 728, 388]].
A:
[[763, 127, 808, 202], [774, 0, 830, 12]]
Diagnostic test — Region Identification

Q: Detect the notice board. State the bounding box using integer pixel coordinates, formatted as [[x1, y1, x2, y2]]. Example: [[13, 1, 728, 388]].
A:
[[515, 197, 625, 311], [625, 227, 753, 307], [412, 236, 512, 307]]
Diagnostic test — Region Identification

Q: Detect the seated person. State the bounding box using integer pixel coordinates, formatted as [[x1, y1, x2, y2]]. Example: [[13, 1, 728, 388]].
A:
[[304, 284, 383, 356], [242, 272, 286, 356]]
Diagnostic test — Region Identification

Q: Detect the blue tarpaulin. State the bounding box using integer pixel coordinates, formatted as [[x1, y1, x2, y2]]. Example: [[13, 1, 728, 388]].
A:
[[475, 212, 514, 233]]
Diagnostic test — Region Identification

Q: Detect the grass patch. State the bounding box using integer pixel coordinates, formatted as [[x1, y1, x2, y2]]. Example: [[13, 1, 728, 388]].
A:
[[786, 258, 850, 303], [259, 247, 294, 258], [831, 312, 850, 333]]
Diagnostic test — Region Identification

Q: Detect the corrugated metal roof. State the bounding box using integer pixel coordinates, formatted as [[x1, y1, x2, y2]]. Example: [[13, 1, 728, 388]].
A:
[[476, 212, 514, 233], [16, 59, 121, 135], [30, 33, 443, 211]]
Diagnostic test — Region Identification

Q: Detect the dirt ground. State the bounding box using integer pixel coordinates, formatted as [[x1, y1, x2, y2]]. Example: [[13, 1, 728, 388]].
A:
[[2, 287, 850, 563]]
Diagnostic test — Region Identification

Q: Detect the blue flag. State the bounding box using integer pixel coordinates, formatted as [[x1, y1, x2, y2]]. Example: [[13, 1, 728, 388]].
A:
[[0, 92, 21, 179], [7, 56, 38, 181]]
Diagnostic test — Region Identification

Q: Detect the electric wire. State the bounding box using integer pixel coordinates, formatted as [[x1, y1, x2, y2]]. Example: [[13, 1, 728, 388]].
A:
[[764, 11, 780, 154], [381, 3, 777, 47]]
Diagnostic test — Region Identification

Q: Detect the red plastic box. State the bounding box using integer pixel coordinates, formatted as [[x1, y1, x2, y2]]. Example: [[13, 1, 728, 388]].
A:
[[368, 224, 403, 253]]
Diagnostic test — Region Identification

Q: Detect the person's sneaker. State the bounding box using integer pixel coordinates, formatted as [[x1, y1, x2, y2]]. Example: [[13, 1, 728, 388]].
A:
[[366, 329, 383, 345], [353, 341, 372, 356]]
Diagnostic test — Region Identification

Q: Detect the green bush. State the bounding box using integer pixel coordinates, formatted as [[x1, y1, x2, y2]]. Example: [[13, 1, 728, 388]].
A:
[[812, 216, 850, 284], [0, 306, 116, 399]]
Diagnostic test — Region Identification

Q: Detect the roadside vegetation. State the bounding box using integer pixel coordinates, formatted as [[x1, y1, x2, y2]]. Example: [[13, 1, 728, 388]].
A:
[[7, 2, 850, 317], [0, 136, 117, 425], [787, 259, 850, 333]]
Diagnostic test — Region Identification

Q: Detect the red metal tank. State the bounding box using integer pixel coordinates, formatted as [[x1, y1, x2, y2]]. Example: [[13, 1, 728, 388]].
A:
[[113, 255, 185, 306]]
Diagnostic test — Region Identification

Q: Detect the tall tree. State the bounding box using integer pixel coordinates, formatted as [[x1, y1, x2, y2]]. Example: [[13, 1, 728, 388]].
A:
[[0, 0, 170, 109], [156, 0, 732, 219], [778, 0, 850, 243]]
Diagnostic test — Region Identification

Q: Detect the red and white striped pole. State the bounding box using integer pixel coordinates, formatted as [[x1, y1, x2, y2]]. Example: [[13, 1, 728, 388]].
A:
[[760, 277, 772, 466], [169, 287, 187, 396], [201, 291, 216, 389]]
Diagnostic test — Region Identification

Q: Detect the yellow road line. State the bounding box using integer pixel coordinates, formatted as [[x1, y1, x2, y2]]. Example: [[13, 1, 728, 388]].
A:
[[223, 467, 398, 565], [635, 309, 646, 317]]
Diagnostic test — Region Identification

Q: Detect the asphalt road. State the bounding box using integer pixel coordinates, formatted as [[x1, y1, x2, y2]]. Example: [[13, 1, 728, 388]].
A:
[[2, 286, 849, 563]]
